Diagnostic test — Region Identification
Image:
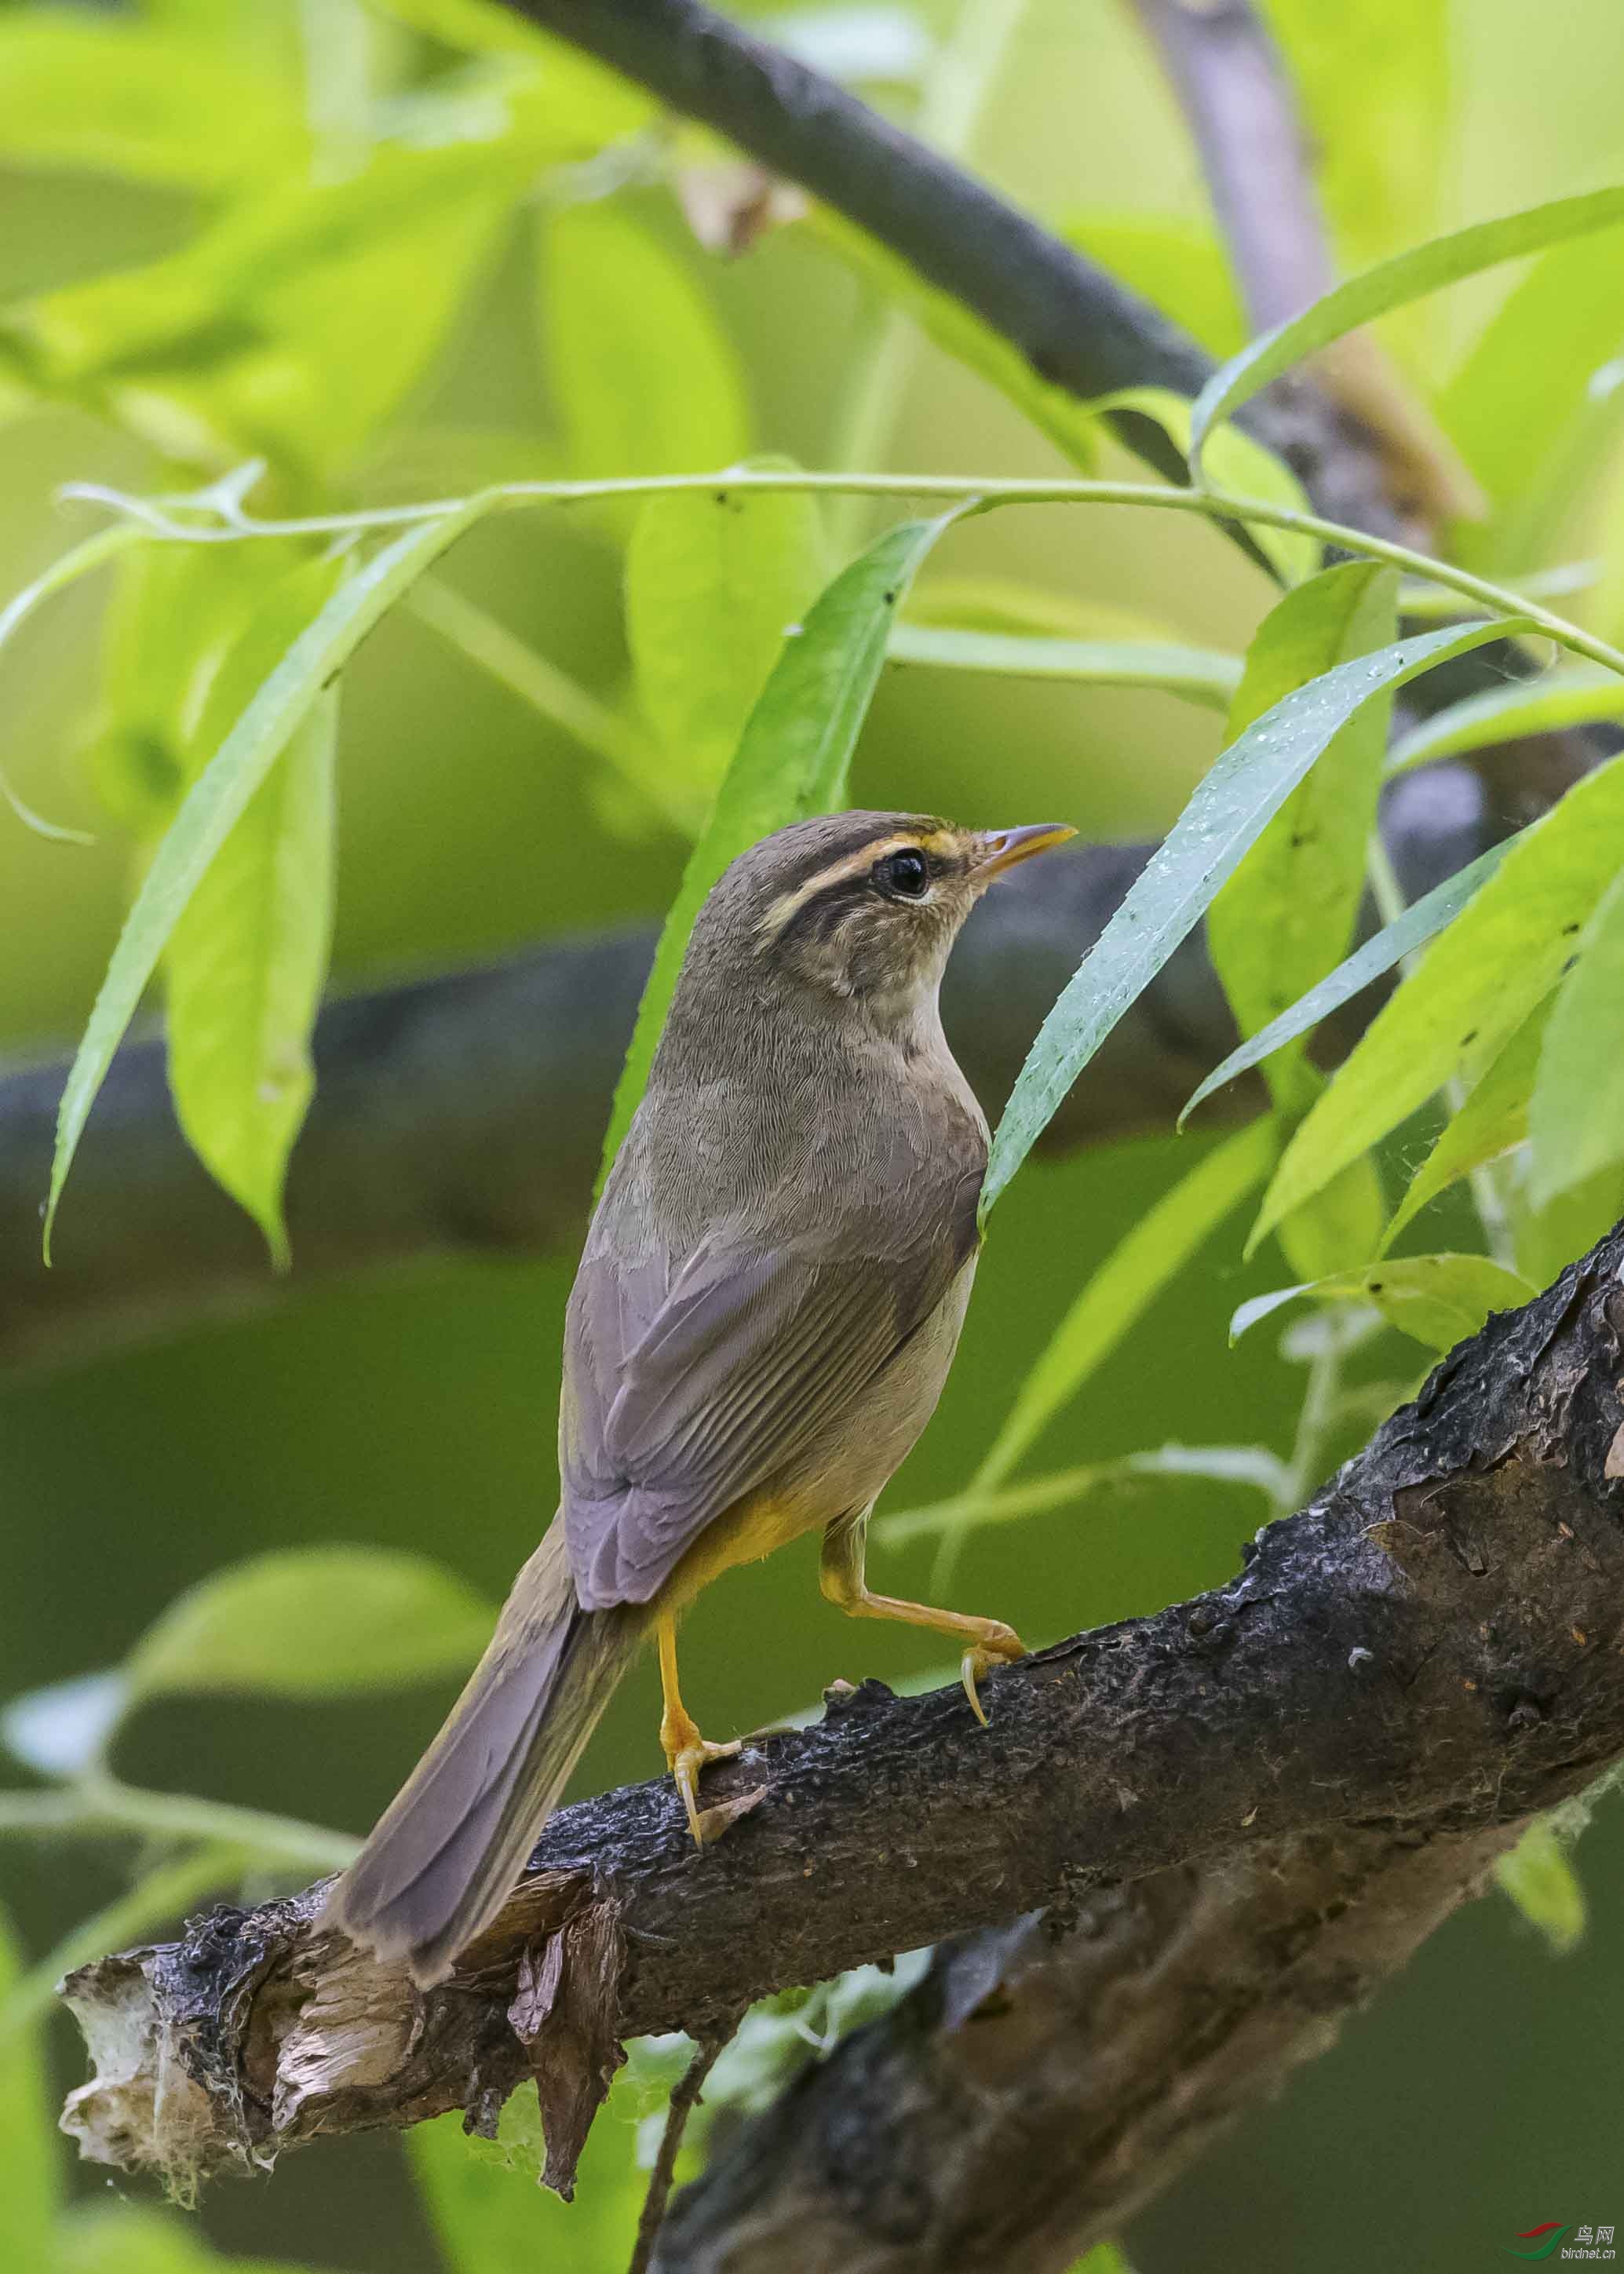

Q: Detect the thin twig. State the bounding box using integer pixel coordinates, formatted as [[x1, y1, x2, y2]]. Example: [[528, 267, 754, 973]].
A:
[[629, 2031, 729, 2274]]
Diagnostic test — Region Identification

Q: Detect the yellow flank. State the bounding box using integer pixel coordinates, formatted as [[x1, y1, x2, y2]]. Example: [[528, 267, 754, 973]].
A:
[[661, 1486, 817, 1612]]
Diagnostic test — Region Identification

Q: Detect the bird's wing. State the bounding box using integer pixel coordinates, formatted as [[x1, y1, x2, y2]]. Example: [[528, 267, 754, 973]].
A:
[[560, 1170, 980, 1610]]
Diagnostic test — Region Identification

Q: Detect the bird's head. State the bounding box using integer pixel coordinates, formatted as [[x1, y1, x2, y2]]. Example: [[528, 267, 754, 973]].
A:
[[681, 810, 1076, 1032]]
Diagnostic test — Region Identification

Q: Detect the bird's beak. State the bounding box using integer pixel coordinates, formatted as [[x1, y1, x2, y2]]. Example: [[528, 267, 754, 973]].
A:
[[971, 822, 1077, 881]]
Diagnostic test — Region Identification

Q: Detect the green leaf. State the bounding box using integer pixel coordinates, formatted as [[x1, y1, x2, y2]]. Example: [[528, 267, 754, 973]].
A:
[[1190, 184, 1624, 479], [1262, 1, 1450, 300], [1070, 2247, 1137, 2274], [983, 616, 1531, 1217], [626, 471, 827, 801], [1183, 838, 1518, 1126], [806, 209, 1100, 475], [126, 1548, 494, 1703], [1529, 863, 1624, 1207], [59, 2202, 354, 2274], [902, 576, 1188, 646], [885, 624, 1241, 709], [1092, 386, 1316, 585], [411, 2082, 645, 2269], [13, 137, 531, 473], [0, 1907, 57, 2272], [598, 511, 965, 1180], [1441, 235, 1624, 525], [1209, 564, 1400, 1112], [1386, 663, 1624, 776], [46, 499, 498, 1257], [0, 16, 307, 190], [974, 1119, 1279, 1492], [545, 202, 750, 531], [1232, 1254, 1535, 1352], [1208, 564, 1399, 1278], [1060, 214, 1246, 356], [165, 557, 346, 1261], [1494, 1818, 1587, 1956], [88, 538, 305, 834], [1253, 752, 1624, 1249], [1383, 998, 1551, 1248]]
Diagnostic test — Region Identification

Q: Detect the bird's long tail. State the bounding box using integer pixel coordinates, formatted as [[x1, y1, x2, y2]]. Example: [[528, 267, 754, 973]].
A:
[[325, 1521, 639, 1984]]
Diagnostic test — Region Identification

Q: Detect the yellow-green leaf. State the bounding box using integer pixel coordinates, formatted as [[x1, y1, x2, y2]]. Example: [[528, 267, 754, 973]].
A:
[[975, 1118, 1279, 1492], [1383, 998, 1551, 1249], [0, 1907, 56, 2271], [1529, 862, 1624, 1207], [545, 202, 750, 531], [626, 469, 827, 802], [1232, 1254, 1535, 1352], [1254, 754, 1624, 1249], [1494, 1818, 1586, 1956], [126, 1548, 494, 1703]]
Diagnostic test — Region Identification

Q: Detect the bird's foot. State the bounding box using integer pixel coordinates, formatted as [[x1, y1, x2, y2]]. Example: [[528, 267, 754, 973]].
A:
[[662, 1719, 743, 1845], [961, 1619, 1025, 1727]]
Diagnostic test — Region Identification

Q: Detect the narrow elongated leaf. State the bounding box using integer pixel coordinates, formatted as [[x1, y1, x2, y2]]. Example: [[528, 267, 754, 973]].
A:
[[1060, 214, 1246, 356], [1092, 386, 1316, 585], [165, 556, 346, 1261], [626, 472, 826, 798], [886, 624, 1240, 708], [974, 1119, 1279, 1493], [1183, 838, 1516, 1124], [599, 512, 964, 1179], [902, 577, 1187, 646], [89, 537, 303, 833], [1264, 0, 1450, 292], [984, 617, 1532, 1216], [1254, 753, 1624, 1247], [1387, 664, 1624, 776], [1208, 564, 1399, 1276], [0, 17, 305, 189], [1209, 564, 1400, 1112], [807, 210, 1100, 475], [1191, 185, 1624, 478], [46, 499, 497, 1256], [0, 1909, 55, 2272], [1529, 864, 1624, 1206], [1232, 1254, 1534, 1352], [1382, 998, 1551, 1247], [1442, 236, 1624, 519], [127, 1548, 494, 1702], [546, 203, 750, 524], [16, 139, 529, 473]]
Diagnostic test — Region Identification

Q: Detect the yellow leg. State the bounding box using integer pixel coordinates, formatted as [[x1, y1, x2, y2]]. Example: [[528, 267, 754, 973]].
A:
[[819, 1513, 1024, 1726], [657, 1614, 741, 1845]]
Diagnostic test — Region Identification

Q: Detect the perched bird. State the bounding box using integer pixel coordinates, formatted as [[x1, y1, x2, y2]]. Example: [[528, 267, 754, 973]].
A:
[[327, 810, 1074, 1984]]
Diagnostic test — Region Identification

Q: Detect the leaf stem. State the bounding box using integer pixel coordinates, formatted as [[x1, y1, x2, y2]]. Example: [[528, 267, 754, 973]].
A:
[[0, 1772, 358, 1872], [65, 470, 1624, 679]]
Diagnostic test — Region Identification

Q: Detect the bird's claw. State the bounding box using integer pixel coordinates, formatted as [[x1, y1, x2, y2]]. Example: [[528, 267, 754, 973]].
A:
[[671, 1734, 743, 1845], [960, 1621, 1025, 1726]]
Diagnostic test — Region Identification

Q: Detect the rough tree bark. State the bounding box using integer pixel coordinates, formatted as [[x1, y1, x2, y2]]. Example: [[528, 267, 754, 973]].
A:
[[57, 1225, 1624, 2269]]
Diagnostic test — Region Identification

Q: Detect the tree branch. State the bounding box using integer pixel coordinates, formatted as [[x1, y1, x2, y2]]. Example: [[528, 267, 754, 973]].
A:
[[501, 0, 1411, 539], [2, 762, 1509, 1372], [57, 1222, 1624, 2262]]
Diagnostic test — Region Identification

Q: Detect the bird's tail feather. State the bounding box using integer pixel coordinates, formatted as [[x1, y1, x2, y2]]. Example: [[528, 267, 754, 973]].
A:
[[326, 1523, 639, 1984]]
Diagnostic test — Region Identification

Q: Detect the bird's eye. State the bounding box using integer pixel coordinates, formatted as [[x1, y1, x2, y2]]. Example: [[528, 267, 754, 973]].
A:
[[876, 848, 929, 899]]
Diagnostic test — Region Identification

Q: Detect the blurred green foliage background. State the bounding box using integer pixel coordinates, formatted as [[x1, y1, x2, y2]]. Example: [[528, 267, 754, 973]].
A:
[[3, 2, 1624, 2269]]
